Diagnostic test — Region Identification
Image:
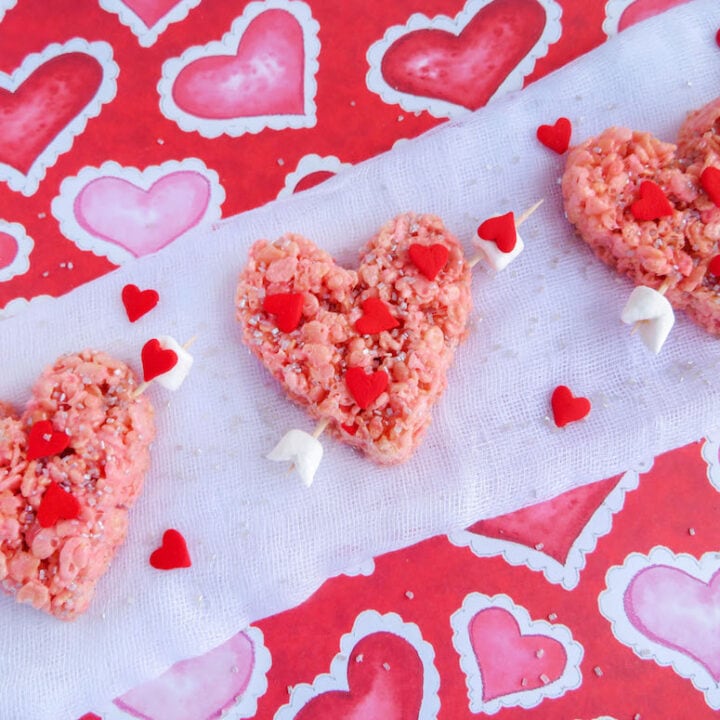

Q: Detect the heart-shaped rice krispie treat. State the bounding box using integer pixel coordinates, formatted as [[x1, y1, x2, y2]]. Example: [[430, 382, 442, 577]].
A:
[[562, 96, 720, 335], [236, 213, 473, 464], [0, 350, 154, 620]]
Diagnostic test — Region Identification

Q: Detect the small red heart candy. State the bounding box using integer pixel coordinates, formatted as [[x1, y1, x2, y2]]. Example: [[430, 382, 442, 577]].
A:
[[354, 297, 400, 335], [700, 166, 720, 207], [262, 292, 304, 333], [537, 117, 572, 154], [716, 28, 720, 48], [121, 284, 159, 323], [477, 211, 517, 253], [345, 367, 389, 410], [26, 419, 70, 462], [408, 243, 449, 281], [708, 255, 720, 276], [149, 529, 192, 570], [551, 385, 591, 428], [37, 481, 81, 528], [141, 339, 178, 382], [630, 181, 673, 221], [340, 422, 358, 435]]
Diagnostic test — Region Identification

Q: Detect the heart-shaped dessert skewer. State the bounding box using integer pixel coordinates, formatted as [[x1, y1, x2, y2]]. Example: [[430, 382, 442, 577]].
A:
[[0, 350, 154, 620], [562, 95, 720, 351]]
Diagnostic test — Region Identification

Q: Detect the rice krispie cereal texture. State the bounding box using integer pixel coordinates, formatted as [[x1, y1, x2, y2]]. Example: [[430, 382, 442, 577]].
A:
[[562, 96, 720, 335], [236, 213, 473, 464], [0, 350, 154, 620]]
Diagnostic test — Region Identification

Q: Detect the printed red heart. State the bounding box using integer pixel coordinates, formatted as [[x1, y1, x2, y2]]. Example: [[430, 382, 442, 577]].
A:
[[469, 607, 567, 700], [37, 481, 80, 528], [26, 419, 70, 461], [0, 350, 154, 619], [237, 214, 472, 463], [293, 170, 336, 193], [354, 297, 399, 335], [172, 9, 305, 118], [700, 166, 720, 207], [563, 96, 720, 335], [551, 385, 591, 428], [618, 0, 696, 32], [0, 53, 103, 176], [380, 0, 547, 110], [149, 529, 192, 570], [630, 180, 673, 221], [122, 284, 160, 323], [477, 212, 517, 253], [262, 292, 304, 333], [345, 367, 389, 410], [536, 117, 572, 154], [141, 339, 178, 382], [294, 631, 424, 718], [408, 243, 449, 280]]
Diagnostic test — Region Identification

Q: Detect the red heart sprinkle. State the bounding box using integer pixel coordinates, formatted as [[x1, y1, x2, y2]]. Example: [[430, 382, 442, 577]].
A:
[[630, 181, 673, 221], [709, 255, 720, 276], [27, 419, 70, 462], [700, 166, 720, 207], [262, 292, 304, 333], [121, 283, 159, 323], [37, 481, 80, 528], [141, 339, 178, 382], [716, 28, 720, 47], [354, 297, 400, 335], [536, 117, 572, 154], [345, 367, 389, 410], [341, 422, 358, 435], [149, 529, 192, 570], [551, 385, 591, 428], [477, 211, 517, 253], [408, 243, 449, 280]]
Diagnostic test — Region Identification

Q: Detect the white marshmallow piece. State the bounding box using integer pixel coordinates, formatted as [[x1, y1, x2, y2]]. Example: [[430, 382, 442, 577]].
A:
[[620, 285, 675, 354], [267, 429, 323, 487], [473, 229, 524, 271], [153, 335, 194, 390]]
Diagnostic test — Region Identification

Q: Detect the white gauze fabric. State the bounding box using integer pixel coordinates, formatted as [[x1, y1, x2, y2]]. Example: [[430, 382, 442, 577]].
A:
[[1, 1, 719, 715]]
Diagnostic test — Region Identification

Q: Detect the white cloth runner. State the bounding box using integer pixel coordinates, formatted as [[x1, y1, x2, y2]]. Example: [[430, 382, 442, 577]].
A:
[[1, 2, 718, 715]]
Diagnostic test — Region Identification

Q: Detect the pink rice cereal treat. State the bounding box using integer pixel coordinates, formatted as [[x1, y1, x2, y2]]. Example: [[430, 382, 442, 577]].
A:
[[0, 350, 154, 620], [562, 96, 720, 335], [236, 213, 473, 464]]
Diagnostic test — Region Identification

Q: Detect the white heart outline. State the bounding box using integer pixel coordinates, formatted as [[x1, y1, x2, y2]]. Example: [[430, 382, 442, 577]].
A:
[[0, 0, 18, 22], [366, 0, 563, 119], [274, 609, 441, 720], [0, 220, 33, 283], [701, 433, 720, 492], [451, 592, 583, 714], [158, 0, 320, 138], [277, 154, 352, 199], [98, 0, 203, 47], [51, 157, 225, 265], [449, 469, 642, 590], [599, 546, 720, 709], [0, 39, 118, 196]]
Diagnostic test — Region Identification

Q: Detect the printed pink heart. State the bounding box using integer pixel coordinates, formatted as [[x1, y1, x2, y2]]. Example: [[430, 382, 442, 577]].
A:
[[563, 95, 720, 335], [380, 0, 547, 110], [469, 607, 567, 700], [294, 631, 424, 718], [625, 566, 720, 680], [121, 0, 182, 29], [172, 9, 305, 118], [0, 231, 18, 269], [0, 53, 103, 176], [467, 475, 621, 564], [115, 631, 257, 719], [74, 171, 211, 257], [236, 214, 472, 464], [0, 350, 154, 619]]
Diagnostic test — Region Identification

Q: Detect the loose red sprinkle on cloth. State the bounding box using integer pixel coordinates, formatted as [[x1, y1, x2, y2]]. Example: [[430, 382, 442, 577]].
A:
[[141, 338, 178, 382], [477, 211, 517, 253], [27, 419, 70, 461], [121, 284, 159, 322], [536, 117, 572, 154], [551, 385, 591, 427], [630, 180, 673, 221], [149, 529, 192, 570]]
